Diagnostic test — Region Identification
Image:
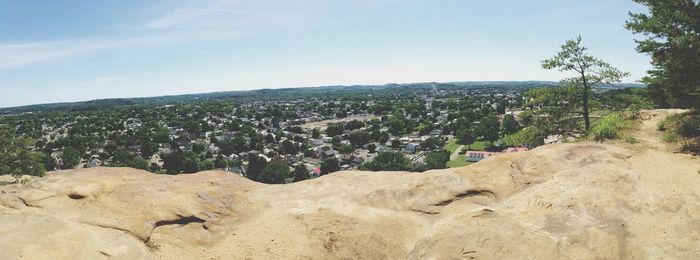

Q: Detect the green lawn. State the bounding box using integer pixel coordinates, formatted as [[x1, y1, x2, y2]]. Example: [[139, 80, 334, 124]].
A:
[[445, 139, 488, 153], [443, 139, 486, 168], [466, 141, 488, 151], [447, 154, 471, 168], [443, 139, 460, 153]]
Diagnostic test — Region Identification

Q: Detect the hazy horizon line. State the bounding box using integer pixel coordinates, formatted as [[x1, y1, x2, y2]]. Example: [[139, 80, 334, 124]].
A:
[[2, 80, 643, 109]]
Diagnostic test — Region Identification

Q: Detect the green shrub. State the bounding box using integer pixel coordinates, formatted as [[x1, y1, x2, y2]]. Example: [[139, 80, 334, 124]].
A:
[[657, 120, 668, 131], [658, 113, 689, 134], [502, 127, 545, 147], [681, 142, 700, 154], [679, 116, 700, 137], [624, 135, 639, 144], [658, 113, 700, 146], [663, 132, 679, 143], [591, 113, 628, 141]]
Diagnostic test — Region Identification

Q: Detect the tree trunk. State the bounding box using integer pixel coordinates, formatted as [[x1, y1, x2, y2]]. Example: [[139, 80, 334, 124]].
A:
[[581, 74, 591, 132]]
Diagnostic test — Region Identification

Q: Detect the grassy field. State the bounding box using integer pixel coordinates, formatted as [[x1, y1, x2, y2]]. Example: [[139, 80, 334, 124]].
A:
[[466, 140, 488, 151], [444, 139, 488, 152], [443, 139, 487, 168], [447, 154, 470, 168], [300, 114, 378, 130], [444, 139, 461, 153]]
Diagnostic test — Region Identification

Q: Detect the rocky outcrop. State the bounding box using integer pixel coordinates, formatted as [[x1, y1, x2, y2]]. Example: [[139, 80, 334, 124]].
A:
[[1, 113, 699, 259]]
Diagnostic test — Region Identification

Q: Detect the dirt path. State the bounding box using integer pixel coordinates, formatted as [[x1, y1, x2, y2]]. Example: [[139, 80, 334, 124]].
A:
[[635, 109, 687, 151], [627, 109, 700, 196]]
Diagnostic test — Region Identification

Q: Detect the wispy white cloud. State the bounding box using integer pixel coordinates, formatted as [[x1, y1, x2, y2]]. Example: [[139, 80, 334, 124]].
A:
[[0, 0, 421, 70], [0, 30, 234, 69], [92, 75, 128, 82], [0, 42, 87, 69], [0, 1, 277, 70], [144, 1, 270, 30]]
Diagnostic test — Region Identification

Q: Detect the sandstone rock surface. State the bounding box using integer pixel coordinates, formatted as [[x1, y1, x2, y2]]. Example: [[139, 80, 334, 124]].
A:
[[1, 110, 699, 259]]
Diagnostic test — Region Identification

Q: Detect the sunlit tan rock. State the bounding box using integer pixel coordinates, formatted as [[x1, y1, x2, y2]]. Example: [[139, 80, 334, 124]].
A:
[[1, 110, 698, 259]]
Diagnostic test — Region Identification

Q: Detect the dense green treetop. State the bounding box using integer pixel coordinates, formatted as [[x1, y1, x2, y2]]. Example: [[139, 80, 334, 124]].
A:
[[424, 150, 450, 170], [0, 125, 46, 177], [321, 157, 340, 175], [626, 0, 700, 109], [542, 36, 629, 131], [359, 151, 414, 172], [259, 161, 291, 184]]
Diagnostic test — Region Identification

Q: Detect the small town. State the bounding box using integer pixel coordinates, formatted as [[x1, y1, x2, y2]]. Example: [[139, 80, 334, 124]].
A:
[[1, 84, 550, 183]]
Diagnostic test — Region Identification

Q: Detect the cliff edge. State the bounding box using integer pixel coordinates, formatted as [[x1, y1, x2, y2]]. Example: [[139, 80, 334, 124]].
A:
[[1, 110, 699, 259]]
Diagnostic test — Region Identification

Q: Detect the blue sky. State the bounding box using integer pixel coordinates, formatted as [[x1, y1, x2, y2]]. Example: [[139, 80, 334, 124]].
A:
[[0, 0, 651, 107]]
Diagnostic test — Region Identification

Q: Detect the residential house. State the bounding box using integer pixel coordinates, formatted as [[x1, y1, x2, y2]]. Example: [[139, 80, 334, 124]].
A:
[[466, 151, 499, 162], [323, 149, 338, 159], [405, 143, 420, 153], [312, 138, 325, 146]]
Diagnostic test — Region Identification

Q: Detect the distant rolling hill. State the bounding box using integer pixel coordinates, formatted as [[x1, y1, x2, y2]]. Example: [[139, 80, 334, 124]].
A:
[[0, 81, 644, 114]]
